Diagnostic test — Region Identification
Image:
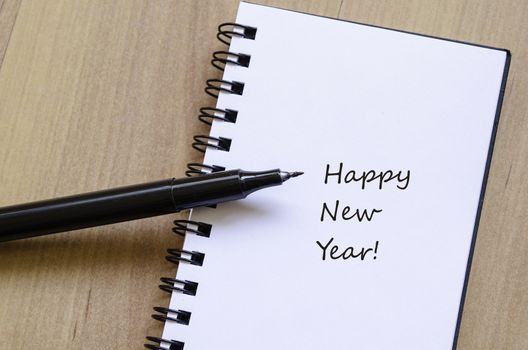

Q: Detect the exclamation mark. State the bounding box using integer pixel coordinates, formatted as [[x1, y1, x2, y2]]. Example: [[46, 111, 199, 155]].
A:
[[373, 241, 379, 260]]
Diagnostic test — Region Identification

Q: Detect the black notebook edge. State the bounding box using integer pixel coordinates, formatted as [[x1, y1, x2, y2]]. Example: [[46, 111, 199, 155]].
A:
[[241, 2, 512, 348], [452, 51, 511, 349]]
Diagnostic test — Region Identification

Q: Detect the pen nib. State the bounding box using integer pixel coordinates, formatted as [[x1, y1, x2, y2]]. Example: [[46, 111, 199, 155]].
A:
[[280, 171, 304, 181]]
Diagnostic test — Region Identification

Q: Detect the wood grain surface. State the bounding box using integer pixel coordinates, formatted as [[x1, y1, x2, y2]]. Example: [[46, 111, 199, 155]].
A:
[[0, 0, 526, 349]]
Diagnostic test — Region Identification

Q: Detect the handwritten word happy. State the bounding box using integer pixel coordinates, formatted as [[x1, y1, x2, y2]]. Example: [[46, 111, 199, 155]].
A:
[[324, 163, 411, 190]]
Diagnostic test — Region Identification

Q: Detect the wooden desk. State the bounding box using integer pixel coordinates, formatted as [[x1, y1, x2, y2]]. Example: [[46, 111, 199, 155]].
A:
[[0, 0, 526, 348]]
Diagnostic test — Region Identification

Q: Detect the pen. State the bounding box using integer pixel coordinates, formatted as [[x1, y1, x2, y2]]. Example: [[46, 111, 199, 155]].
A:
[[0, 169, 303, 242]]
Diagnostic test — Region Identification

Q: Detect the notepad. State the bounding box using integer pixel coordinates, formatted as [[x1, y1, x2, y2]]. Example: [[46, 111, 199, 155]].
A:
[[159, 2, 510, 349]]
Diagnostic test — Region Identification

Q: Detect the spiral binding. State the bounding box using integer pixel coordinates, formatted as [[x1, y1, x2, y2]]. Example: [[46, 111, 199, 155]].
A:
[[192, 135, 232, 153], [198, 107, 238, 126], [145, 22, 257, 349], [185, 163, 225, 177], [159, 277, 199, 296], [144, 336, 184, 350]]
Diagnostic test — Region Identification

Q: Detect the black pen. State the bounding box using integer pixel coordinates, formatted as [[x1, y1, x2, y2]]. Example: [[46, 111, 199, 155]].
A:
[[0, 169, 303, 242]]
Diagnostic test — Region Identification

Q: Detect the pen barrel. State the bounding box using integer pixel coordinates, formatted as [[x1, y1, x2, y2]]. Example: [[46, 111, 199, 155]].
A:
[[0, 180, 178, 242], [170, 170, 246, 209], [0, 169, 283, 242]]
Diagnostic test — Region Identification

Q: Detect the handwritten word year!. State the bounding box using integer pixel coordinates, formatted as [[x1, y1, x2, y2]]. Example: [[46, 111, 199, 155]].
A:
[[324, 163, 411, 190], [317, 237, 380, 261]]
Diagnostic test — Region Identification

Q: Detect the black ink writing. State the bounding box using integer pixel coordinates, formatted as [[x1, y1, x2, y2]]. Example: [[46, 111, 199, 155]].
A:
[[316, 237, 379, 261], [324, 162, 411, 190], [320, 200, 382, 222]]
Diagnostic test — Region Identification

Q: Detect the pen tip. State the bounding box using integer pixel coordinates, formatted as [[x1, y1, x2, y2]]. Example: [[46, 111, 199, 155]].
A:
[[280, 171, 304, 181]]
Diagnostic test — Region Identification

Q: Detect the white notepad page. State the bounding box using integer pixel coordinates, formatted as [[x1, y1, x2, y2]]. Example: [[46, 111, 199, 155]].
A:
[[162, 2, 509, 349]]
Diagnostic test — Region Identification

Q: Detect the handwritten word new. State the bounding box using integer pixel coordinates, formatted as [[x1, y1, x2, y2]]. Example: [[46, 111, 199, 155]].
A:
[[321, 200, 382, 222]]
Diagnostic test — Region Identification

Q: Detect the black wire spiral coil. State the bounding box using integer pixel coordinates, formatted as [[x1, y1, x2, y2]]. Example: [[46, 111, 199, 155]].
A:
[[144, 336, 185, 350], [144, 22, 257, 350]]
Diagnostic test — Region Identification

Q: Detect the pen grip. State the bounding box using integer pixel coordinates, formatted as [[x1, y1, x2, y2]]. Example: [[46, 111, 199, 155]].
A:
[[0, 180, 176, 242]]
